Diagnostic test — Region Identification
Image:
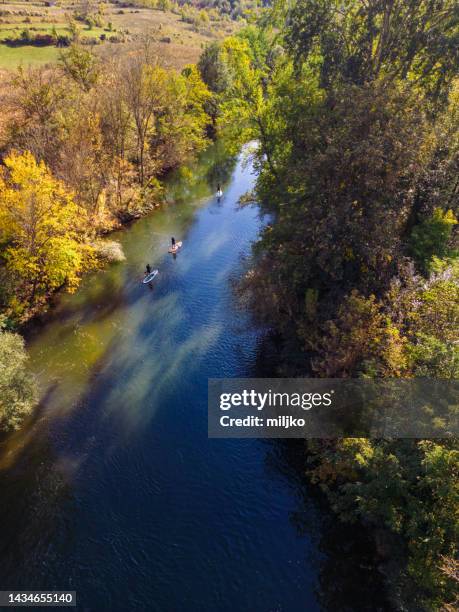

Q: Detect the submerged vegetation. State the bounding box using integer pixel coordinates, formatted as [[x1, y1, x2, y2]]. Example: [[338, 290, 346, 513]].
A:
[[196, 1, 459, 609]]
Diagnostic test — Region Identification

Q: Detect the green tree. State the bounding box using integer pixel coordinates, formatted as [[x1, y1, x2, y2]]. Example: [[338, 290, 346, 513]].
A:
[[198, 42, 232, 94], [285, 0, 459, 101], [59, 45, 99, 91], [307, 437, 458, 608], [410, 208, 458, 274]]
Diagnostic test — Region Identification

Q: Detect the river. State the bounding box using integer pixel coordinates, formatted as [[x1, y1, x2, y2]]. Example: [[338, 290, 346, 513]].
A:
[[0, 143, 387, 611]]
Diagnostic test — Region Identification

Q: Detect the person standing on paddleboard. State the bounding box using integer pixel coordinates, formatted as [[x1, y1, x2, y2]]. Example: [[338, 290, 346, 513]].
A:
[[171, 237, 176, 249], [146, 264, 151, 274]]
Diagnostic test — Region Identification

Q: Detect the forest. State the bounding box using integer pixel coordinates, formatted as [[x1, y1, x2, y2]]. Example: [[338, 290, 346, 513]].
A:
[[0, 1, 458, 609]]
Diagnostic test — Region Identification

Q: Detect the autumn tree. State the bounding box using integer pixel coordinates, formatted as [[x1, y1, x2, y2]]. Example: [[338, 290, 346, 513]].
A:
[[58, 104, 113, 223], [97, 63, 136, 211], [7, 66, 70, 169], [0, 151, 95, 313], [122, 59, 169, 186], [149, 65, 211, 173]]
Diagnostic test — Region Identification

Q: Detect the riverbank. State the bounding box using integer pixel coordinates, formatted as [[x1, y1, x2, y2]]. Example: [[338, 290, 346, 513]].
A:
[[2, 169, 182, 332], [0, 131, 223, 331], [0, 194, 166, 330]]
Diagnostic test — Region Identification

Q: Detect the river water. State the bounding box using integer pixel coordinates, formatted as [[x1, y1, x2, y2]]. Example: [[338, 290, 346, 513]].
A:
[[0, 143, 387, 611]]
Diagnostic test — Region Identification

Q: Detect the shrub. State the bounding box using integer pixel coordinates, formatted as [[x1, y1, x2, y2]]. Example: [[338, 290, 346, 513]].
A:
[[82, 36, 100, 46], [0, 326, 37, 432], [93, 240, 126, 263], [4, 30, 58, 47]]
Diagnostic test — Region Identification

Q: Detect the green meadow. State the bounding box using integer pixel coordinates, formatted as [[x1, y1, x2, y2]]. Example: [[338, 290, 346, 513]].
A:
[[0, 44, 60, 68]]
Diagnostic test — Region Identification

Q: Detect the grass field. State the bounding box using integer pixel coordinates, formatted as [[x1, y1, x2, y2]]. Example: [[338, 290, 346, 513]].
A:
[[0, 43, 60, 68], [0, 1, 236, 70]]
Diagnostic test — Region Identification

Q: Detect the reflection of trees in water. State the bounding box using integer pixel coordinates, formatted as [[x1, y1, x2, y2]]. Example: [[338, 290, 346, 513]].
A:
[[206, 152, 239, 190], [263, 438, 393, 611], [0, 412, 76, 589], [165, 142, 238, 204], [24, 273, 126, 340]]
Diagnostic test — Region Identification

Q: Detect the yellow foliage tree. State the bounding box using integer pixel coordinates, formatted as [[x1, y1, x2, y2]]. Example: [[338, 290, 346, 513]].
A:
[[0, 151, 95, 309]]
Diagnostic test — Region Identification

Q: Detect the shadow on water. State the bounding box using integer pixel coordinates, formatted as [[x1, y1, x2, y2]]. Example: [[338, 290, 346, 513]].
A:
[[253, 331, 393, 611], [0, 385, 77, 587], [261, 440, 394, 611]]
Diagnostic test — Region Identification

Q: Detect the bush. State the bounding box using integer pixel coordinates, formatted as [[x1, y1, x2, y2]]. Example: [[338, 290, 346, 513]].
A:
[[0, 327, 37, 432], [4, 31, 58, 47], [81, 36, 100, 46], [32, 33, 57, 46], [94, 240, 126, 263], [57, 34, 72, 47]]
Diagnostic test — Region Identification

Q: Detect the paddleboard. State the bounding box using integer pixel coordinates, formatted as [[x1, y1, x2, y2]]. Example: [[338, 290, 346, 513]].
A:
[[168, 241, 183, 254], [143, 269, 159, 284]]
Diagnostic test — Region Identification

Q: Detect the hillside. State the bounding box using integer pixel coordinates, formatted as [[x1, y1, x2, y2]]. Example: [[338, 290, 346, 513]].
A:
[[0, 0, 240, 70]]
